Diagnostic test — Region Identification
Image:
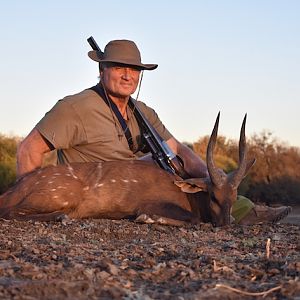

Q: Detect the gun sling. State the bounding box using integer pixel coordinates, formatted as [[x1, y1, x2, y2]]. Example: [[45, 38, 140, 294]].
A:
[[90, 84, 135, 150]]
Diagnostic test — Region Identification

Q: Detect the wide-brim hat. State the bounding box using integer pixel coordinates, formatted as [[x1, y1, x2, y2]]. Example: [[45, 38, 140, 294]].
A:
[[88, 39, 158, 71]]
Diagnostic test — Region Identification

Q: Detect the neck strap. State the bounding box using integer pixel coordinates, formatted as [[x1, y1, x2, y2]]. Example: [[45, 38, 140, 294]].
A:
[[90, 84, 134, 151]]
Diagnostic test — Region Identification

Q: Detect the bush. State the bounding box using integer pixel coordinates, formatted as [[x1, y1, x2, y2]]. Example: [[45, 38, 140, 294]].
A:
[[246, 176, 300, 206], [0, 134, 18, 193]]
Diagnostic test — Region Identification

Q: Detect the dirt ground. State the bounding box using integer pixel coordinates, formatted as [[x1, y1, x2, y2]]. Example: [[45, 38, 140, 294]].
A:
[[0, 211, 299, 300]]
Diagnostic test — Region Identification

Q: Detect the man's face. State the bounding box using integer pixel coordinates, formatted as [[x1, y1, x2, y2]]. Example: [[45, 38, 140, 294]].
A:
[[101, 63, 141, 99]]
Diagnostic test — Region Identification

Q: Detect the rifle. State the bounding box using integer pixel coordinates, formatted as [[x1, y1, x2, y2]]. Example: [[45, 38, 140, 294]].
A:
[[87, 36, 103, 56], [87, 36, 189, 179]]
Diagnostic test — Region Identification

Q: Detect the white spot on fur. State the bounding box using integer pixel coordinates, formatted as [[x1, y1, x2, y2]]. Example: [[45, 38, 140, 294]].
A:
[[63, 201, 69, 206], [41, 175, 46, 178], [67, 165, 78, 179], [51, 189, 56, 192], [48, 181, 53, 184], [111, 179, 116, 183], [131, 179, 138, 183], [57, 186, 67, 189], [122, 179, 129, 183], [95, 163, 103, 183], [83, 186, 90, 191], [35, 181, 40, 185], [53, 195, 59, 199], [53, 173, 61, 176], [96, 183, 104, 188], [67, 165, 74, 172]]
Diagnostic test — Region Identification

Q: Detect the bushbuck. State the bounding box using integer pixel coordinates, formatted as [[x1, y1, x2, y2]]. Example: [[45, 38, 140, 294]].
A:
[[0, 113, 255, 226]]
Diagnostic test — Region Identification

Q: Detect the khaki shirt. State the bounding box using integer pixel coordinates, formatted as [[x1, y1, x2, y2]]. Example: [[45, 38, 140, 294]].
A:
[[36, 88, 173, 164]]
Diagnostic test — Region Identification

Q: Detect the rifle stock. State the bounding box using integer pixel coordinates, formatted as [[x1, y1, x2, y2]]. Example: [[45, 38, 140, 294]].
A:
[[87, 36, 189, 179]]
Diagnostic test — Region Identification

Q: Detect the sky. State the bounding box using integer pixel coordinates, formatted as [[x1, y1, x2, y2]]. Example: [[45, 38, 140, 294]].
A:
[[0, 1, 299, 147]]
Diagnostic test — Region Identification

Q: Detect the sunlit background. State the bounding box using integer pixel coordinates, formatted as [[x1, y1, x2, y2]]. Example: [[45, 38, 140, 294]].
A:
[[0, 1, 299, 146]]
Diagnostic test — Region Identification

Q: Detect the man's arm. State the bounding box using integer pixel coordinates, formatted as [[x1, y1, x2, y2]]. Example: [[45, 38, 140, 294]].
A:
[[17, 128, 52, 177], [166, 137, 208, 178]]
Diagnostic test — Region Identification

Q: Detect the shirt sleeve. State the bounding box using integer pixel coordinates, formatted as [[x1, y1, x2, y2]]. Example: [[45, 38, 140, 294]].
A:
[[35, 99, 88, 149]]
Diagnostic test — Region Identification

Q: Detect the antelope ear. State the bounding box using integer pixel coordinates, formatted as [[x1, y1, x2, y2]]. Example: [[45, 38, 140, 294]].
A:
[[244, 158, 256, 178], [174, 178, 208, 193]]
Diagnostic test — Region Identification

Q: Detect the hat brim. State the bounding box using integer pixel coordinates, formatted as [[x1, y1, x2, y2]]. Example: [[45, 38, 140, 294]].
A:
[[88, 50, 158, 71]]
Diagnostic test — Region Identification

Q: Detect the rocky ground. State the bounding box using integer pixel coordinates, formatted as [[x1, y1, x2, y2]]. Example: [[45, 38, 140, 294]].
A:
[[0, 217, 299, 300]]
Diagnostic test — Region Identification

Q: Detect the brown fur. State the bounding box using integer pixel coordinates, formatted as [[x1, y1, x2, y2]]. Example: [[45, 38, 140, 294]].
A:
[[0, 161, 217, 225]]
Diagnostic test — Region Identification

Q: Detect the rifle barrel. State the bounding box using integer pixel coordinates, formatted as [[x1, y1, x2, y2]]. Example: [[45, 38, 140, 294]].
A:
[[87, 36, 101, 51]]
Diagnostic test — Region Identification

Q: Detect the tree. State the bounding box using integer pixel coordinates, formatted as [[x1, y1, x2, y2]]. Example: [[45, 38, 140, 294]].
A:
[[193, 135, 238, 173], [245, 131, 300, 204]]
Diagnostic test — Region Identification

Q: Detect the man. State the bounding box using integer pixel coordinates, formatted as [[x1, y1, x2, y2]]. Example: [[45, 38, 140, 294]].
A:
[[17, 39, 291, 225]]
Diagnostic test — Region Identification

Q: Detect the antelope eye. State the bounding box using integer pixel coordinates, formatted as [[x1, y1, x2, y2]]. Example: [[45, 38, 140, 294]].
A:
[[211, 193, 217, 203]]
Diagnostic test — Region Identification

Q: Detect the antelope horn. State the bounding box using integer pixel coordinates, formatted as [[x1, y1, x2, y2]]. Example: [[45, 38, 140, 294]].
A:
[[206, 112, 224, 188], [230, 114, 248, 188]]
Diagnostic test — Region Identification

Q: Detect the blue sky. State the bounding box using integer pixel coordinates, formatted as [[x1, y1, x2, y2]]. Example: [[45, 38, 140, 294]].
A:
[[0, 1, 299, 147]]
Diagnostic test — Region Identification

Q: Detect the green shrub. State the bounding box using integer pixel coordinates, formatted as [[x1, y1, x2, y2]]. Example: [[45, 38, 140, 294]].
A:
[[0, 134, 18, 193]]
